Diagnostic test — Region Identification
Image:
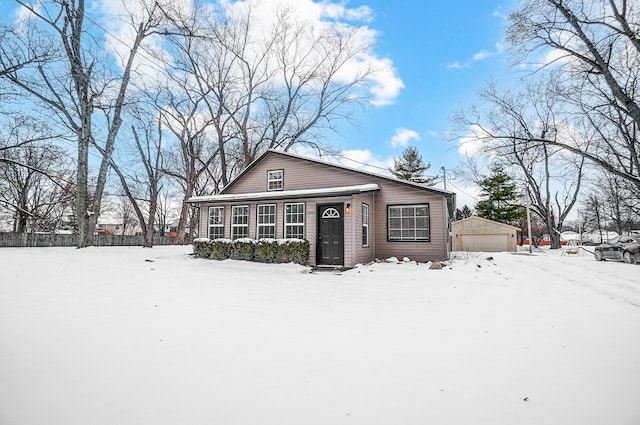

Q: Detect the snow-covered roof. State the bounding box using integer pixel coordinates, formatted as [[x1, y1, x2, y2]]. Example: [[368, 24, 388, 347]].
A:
[[188, 183, 380, 204]]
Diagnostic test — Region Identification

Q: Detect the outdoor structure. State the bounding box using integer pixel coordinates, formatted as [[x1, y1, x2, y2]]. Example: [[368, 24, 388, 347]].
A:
[[188, 150, 456, 268], [451, 216, 519, 252]]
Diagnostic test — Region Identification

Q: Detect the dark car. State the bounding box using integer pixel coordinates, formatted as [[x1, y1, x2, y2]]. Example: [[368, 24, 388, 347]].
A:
[[594, 235, 640, 264]]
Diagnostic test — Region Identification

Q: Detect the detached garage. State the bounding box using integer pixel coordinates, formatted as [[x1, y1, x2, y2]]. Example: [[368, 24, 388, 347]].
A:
[[452, 217, 520, 252]]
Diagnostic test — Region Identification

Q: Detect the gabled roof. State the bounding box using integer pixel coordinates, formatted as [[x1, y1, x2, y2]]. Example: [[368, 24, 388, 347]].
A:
[[189, 183, 380, 204], [452, 216, 521, 230], [220, 149, 455, 198]]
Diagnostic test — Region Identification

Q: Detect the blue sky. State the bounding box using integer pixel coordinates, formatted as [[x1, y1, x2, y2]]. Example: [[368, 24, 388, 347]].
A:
[[4, 0, 518, 208], [323, 0, 518, 204]]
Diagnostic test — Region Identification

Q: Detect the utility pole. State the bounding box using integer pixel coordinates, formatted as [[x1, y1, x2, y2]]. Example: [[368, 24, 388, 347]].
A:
[[526, 204, 533, 254], [441, 167, 447, 190]]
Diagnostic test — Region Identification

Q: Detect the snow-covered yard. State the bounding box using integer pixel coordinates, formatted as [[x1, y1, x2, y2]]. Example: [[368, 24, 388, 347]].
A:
[[1, 245, 639, 425]]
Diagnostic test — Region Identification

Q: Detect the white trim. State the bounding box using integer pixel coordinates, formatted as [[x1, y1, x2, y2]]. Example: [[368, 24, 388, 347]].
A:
[[388, 204, 430, 242], [267, 169, 283, 191], [231, 205, 249, 240], [362, 203, 369, 247], [284, 202, 305, 239], [256, 204, 276, 239], [208, 206, 225, 239], [321, 208, 341, 219], [189, 184, 379, 203]]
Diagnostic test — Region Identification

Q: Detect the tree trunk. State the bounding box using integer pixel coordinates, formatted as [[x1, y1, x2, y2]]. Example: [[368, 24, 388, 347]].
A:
[[175, 189, 192, 245]]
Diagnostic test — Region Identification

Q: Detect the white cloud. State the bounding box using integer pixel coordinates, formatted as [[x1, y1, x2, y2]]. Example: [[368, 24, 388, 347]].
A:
[[220, 0, 403, 107], [473, 43, 504, 61], [390, 128, 420, 148], [457, 125, 493, 158], [493, 7, 508, 21], [292, 146, 392, 174], [448, 42, 505, 69], [337, 149, 393, 173]]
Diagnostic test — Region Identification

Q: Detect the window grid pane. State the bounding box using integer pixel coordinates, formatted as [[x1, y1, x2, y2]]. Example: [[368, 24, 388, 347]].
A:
[[208, 207, 225, 239], [284, 203, 305, 239], [232, 206, 249, 240], [388, 205, 430, 241], [257, 204, 276, 239], [362, 203, 369, 247], [267, 170, 283, 191]]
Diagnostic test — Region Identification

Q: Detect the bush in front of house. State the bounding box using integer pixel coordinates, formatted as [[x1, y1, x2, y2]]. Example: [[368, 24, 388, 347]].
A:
[[192, 238, 233, 260], [193, 237, 309, 265], [254, 238, 279, 263], [276, 238, 310, 265], [192, 238, 213, 258], [231, 238, 255, 260]]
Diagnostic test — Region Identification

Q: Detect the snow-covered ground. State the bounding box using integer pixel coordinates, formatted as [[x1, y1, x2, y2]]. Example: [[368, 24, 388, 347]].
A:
[[1, 245, 639, 425]]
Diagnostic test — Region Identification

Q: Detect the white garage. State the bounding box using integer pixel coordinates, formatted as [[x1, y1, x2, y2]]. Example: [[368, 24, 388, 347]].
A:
[[452, 217, 519, 252]]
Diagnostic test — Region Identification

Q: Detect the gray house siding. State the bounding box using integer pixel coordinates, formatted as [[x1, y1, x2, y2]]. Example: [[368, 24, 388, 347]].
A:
[[371, 181, 448, 262], [226, 154, 379, 193]]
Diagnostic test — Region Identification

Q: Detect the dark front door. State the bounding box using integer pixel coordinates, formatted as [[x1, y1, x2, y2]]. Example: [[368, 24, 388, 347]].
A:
[[317, 204, 344, 266]]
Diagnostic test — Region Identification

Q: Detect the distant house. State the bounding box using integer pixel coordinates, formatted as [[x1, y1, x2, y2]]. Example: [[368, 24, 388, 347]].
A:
[[451, 216, 519, 252], [188, 150, 456, 268], [95, 213, 140, 236]]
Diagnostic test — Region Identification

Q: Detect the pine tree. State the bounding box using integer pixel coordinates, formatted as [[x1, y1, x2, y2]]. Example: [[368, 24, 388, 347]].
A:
[[389, 146, 436, 185], [455, 204, 474, 220], [475, 165, 525, 225]]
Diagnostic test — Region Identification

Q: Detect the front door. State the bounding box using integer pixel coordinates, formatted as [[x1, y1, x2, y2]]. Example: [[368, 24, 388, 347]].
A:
[[317, 204, 344, 266]]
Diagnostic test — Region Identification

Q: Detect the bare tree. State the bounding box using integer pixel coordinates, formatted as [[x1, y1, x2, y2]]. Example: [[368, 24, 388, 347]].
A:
[[155, 0, 383, 243], [507, 0, 640, 189], [456, 78, 586, 249], [0, 0, 168, 247], [103, 103, 166, 247], [0, 118, 74, 233], [583, 171, 640, 235]]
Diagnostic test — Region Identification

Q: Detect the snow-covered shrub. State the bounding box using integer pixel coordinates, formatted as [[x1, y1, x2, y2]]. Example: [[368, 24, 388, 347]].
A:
[[192, 238, 233, 260], [192, 238, 212, 258], [277, 239, 310, 264], [194, 237, 309, 265], [231, 238, 255, 260], [254, 239, 279, 263], [210, 239, 233, 260]]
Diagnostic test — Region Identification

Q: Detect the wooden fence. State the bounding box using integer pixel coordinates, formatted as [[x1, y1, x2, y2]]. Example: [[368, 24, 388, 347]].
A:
[[0, 233, 188, 248]]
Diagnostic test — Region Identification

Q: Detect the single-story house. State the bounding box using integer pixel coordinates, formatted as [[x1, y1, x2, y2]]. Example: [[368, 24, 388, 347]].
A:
[[188, 150, 456, 268], [451, 216, 520, 252]]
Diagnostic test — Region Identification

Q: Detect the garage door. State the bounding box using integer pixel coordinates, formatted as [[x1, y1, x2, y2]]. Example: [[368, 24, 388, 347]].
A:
[[459, 234, 509, 252]]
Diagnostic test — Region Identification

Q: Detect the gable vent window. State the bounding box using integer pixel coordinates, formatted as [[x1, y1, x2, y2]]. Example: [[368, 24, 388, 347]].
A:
[[267, 169, 283, 191]]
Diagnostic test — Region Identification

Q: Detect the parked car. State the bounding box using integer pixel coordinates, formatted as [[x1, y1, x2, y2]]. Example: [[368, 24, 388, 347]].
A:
[[593, 235, 640, 264]]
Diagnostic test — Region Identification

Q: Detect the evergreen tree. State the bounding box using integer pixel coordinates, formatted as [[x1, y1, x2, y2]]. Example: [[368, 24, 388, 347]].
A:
[[454, 204, 474, 220], [475, 165, 525, 225], [389, 146, 437, 185]]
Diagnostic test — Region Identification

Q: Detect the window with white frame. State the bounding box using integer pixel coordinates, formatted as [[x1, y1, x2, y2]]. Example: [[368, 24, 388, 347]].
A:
[[208, 206, 225, 239], [267, 169, 283, 191], [231, 205, 249, 240], [284, 202, 305, 239], [256, 204, 276, 239], [362, 203, 369, 247], [387, 204, 430, 242]]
